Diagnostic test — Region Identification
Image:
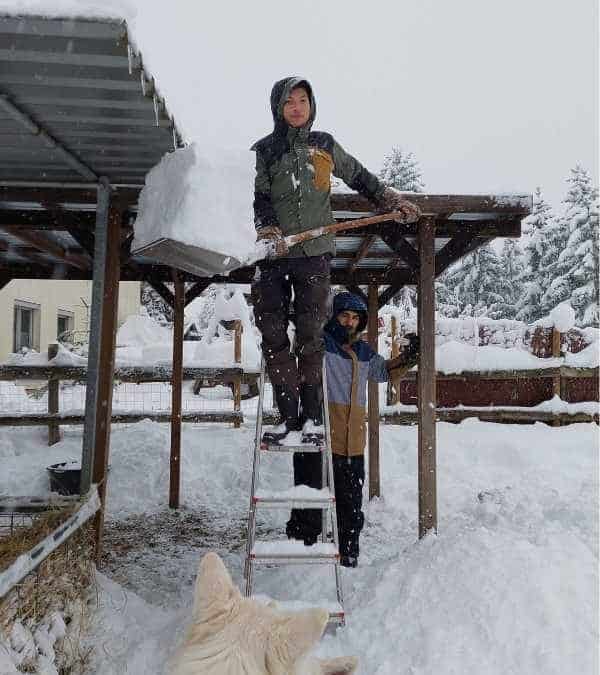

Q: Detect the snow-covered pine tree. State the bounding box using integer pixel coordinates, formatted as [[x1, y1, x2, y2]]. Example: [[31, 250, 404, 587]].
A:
[[497, 239, 524, 318], [379, 147, 425, 192], [435, 279, 460, 317], [541, 166, 599, 326], [141, 282, 173, 325], [515, 187, 555, 323], [442, 244, 511, 318], [389, 286, 416, 319]]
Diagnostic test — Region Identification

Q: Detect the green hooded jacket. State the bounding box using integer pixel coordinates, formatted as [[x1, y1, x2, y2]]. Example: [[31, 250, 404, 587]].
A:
[[251, 76, 386, 258]]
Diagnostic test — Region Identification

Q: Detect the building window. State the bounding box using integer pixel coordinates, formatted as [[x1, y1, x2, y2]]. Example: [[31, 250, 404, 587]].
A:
[[13, 301, 40, 352], [57, 311, 74, 342]]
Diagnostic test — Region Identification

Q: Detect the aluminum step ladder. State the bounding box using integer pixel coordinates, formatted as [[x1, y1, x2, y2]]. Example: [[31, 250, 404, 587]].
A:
[[244, 361, 345, 626]]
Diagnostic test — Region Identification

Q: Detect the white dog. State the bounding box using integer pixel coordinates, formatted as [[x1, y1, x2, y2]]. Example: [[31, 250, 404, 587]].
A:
[[170, 552, 358, 675]]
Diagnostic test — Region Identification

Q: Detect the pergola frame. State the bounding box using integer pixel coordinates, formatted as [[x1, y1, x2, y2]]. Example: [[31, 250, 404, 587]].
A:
[[0, 14, 532, 553]]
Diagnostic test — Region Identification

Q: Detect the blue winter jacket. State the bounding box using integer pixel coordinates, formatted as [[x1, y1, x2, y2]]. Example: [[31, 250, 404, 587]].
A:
[[324, 294, 388, 456]]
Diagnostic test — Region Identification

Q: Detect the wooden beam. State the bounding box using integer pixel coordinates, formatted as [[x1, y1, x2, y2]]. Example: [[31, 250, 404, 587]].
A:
[[347, 235, 375, 274], [80, 180, 121, 562], [0, 185, 140, 208], [331, 192, 532, 217], [2, 227, 90, 270], [378, 283, 408, 309], [185, 280, 211, 306], [0, 209, 97, 230], [147, 280, 175, 308], [47, 344, 60, 446], [435, 231, 490, 276], [169, 272, 185, 509], [417, 217, 437, 538], [380, 232, 420, 271], [66, 227, 95, 258], [367, 284, 381, 499], [380, 409, 599, 425], [0, 411, 244, 426]]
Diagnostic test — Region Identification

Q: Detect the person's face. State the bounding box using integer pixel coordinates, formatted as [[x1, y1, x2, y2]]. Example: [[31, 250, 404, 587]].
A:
[[282, 87, 311, 128], [337, 310, 361, 335]]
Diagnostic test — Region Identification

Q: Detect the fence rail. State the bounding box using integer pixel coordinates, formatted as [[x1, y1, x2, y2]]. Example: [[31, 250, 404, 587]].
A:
[[0, 487, 101, 600]]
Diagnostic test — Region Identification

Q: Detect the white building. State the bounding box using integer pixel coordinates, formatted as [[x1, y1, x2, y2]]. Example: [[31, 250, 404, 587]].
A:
[[0, 280, 141, 361]]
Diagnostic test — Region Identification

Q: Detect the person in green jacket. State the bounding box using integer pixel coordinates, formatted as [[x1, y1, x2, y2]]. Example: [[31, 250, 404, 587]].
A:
[[251, 76, 419, 445]]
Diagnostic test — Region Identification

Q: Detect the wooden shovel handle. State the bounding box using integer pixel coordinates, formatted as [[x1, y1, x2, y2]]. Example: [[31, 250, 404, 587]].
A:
[[283, 211, 412, 248]]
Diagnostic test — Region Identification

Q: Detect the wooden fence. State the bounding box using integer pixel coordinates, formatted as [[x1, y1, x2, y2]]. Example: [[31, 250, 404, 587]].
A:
[[0, 320, 260, 444]]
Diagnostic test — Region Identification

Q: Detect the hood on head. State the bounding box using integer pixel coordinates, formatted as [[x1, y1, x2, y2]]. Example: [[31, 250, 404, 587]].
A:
[[270, 76, 316, 132], [331, 292, 368, 333]]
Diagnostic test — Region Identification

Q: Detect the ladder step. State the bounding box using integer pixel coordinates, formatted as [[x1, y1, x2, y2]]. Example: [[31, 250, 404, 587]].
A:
[[252, 595, 345, 623], [251, 540, 339, 564], [261, 443, 324, 453], [254, 486, 335, 509]]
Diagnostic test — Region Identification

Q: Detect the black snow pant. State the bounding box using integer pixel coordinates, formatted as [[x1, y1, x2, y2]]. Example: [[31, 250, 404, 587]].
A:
[[286, 453, 365, 559], [251, 255, 331, 412]]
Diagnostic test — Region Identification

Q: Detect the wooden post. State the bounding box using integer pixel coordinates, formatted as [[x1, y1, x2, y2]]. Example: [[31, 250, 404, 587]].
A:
[[47, 343, 60, 446], [367, 284, 381, 499], [552, 327, 562, 427], [233, 320, 242, 429], [417, 217, 437, 537], [169, 273, 185, 509], [388, 315, 400, 405], [80, 178, 121, 561]]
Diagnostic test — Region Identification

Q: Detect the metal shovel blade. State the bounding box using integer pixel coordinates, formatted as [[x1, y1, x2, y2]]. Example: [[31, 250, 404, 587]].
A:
[[132, 237, 245, 277]]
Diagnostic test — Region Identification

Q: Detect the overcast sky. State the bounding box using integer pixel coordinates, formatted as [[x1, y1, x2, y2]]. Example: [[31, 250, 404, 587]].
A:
[[126, 0, 598, 210], [2, 0, 598, 208]]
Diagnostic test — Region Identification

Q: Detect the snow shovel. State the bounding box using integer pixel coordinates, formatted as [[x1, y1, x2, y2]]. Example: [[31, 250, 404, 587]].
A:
[[133, 211, 413, 278]]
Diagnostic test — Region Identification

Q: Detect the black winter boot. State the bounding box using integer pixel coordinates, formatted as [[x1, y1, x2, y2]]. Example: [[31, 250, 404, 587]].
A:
[[262, 385, 300, 446], [300, 383, 324, 445]]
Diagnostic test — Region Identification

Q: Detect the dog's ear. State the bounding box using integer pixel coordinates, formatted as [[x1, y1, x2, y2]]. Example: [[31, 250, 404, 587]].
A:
[[266, 608, 329, 672], [319, 655, 359, 674], [192, 552, 240, 623]]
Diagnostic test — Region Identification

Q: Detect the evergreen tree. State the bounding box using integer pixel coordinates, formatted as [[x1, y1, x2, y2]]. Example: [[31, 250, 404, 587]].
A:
[[497, 239, 524, 318], [515, 187, 555, 322], [390, 286, 417, 319], [141, 282, 173, 325], [379, 147, 425, 192], [442, 244, 511, 318], [541, 166, 599, 326], [435, 279, 460, 317]]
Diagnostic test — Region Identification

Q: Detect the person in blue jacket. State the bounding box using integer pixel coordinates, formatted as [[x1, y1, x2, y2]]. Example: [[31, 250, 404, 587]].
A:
[[287, 291, 419, 567]]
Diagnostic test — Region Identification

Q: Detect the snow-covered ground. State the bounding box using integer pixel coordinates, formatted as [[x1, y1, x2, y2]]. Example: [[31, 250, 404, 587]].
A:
[[1, 410, 597, 674]]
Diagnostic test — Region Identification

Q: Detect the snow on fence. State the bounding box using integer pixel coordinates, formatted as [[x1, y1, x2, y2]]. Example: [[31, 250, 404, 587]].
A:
[[382, 317, 598, 424], [0, 321, 259, 443]]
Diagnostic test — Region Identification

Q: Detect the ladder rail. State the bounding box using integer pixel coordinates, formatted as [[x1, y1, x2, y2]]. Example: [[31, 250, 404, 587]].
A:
[[244, 360, 266, 592], [244, 358, 345, 624], [322, 361, 344, 611]]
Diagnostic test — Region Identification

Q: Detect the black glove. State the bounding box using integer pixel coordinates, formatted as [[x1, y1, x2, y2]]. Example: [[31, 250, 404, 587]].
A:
[[376, 187, 421, 223], [403, 333, 420, 363]]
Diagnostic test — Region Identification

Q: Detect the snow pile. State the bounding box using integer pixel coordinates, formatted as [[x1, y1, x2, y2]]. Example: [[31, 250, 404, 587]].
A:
[[4, 344, 85, 367], [194, 288, 261, 370], [0, 416, 597, 674], [436, 340, 563, 374], [565, 340, 599, 368], [549, 303, 576, 333], [116, 313, 172, 348], [0, 0, 136, 19], [1, 612, 67, 675], [132, 143, 256, 262]]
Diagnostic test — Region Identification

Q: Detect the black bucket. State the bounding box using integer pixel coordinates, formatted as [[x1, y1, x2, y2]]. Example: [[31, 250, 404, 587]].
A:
[[46, 461, 82, 496]]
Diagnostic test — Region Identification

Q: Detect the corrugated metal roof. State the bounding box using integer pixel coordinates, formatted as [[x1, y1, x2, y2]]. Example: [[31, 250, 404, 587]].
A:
[[0, 14, 183, 185]]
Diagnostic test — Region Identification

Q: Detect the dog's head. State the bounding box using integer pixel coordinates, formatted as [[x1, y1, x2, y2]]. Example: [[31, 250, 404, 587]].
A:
[[171, 552, 358, 675]]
